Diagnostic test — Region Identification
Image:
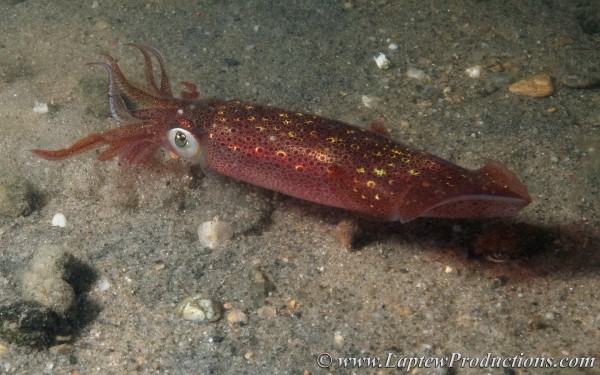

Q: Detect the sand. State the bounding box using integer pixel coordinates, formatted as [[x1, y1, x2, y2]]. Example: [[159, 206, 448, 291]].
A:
[[0, 0, 599, 374]]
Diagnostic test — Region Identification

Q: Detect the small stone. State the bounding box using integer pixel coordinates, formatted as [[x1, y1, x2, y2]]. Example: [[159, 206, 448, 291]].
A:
[[21, 245, 78, 316], [0, 301, 61, 349], [488, 63, 504, 73], [373, 53, 390, 70], [226, 309, 248, 326], [94, 20, 110, 30], [247, 268, 275, 308], [560, 73, 600, 89], [509, 73, 555, 97], [198, 219, 233, 249], [174, 295, 222, 322], [51, 213, 67, 227], [334, 219, 359, 249], [334, 332, 345, 348], [0, 173, 33, 218], [473, 223, 541, 260], [406, 67, 426, 80], [49, 343, 74, 355], [256, 306, 277, 319], [33, 101, 49, 114], [22, 277, 75, 317], [361, 95, 376, 108], [94, 277, 111, 292], [465, 65, 482, 78]]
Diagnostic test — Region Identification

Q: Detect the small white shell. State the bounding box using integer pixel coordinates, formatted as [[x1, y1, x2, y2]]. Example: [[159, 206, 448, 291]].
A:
[[465, 65, 482, 78], [33, 101, 49, 114], [373, 53, 390, 70], [51, 213, 67, 228], [198, 219, 233, 249], [174, 295, 222, 322]]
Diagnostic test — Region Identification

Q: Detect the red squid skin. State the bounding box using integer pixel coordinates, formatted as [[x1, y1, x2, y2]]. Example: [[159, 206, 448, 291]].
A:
[[32, 45, 531, 222]]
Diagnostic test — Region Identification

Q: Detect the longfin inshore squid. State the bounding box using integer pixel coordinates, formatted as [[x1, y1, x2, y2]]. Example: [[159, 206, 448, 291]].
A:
[[32, 44, 531, 223]]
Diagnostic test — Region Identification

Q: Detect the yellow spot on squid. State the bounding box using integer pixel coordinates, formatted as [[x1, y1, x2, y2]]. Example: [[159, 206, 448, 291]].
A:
[[247, 116, 256, 121], [294, 164, 304, 171], [402, 157, 410, 163], [282, 120, 292, 125], [373, 168, 386, 176], [255, 147, 264, 153], [275, 150, 286, 157], [387, 162, 395, 168], [374, 193, 380, 200], [219, 117, 227, 122], [245, 105, 254, 110], [408, 169, 420, 176], [217, 110, 225, 115], [279, 113, 289, 118], [356, 167, 365, 174], [372, 151, 383, 157], [255, 126, 265, 132], [287, 131, 296, 138], [351, 144, 360, 150], [366, 180, 376, 188]]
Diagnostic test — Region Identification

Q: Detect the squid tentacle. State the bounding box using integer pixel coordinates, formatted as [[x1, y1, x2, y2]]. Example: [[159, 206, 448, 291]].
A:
[[87, 61, 136, 123], [31, 120, 164, 163], [127, 43, 173, 97], [97, 52, 178, 109]]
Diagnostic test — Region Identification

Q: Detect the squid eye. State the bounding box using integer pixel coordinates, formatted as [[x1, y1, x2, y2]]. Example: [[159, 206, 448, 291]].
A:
[[167, 128, 201, 159]]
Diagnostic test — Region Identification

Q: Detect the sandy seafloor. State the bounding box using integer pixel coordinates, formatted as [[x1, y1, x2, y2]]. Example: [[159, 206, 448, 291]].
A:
[[0, 0, 599, 374]]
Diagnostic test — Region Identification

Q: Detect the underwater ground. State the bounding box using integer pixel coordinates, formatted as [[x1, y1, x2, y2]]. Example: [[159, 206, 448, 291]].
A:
[[0, 0, 599, 374]]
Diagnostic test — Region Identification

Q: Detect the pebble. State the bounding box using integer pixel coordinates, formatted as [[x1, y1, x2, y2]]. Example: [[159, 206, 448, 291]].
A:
[[406, 67, 426, 80], [508, 73, 555, 97], [560, 73, 600, 89], [33, 101, 49, 114], [226, 309, 249, 326], [0, 173, 33, 218], [247, 268, 274, 308], [334, 332, 345, 348], [51, 213, 67, 227], [373, 53, 390, 70], [464, 65, 482, 78], [256, 306, 277, 319], [197, 219, 233, 249], [361, 95, 376, 108], [174, 295, 222, 322], [0, 301, 60, 348], [21, 245, 78, 316], [94, 277, 111, 292], [334, 219, 359, 249]]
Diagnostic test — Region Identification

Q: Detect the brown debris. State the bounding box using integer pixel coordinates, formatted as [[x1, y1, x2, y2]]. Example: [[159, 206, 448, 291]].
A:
[[509, 73, 555, 97]]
